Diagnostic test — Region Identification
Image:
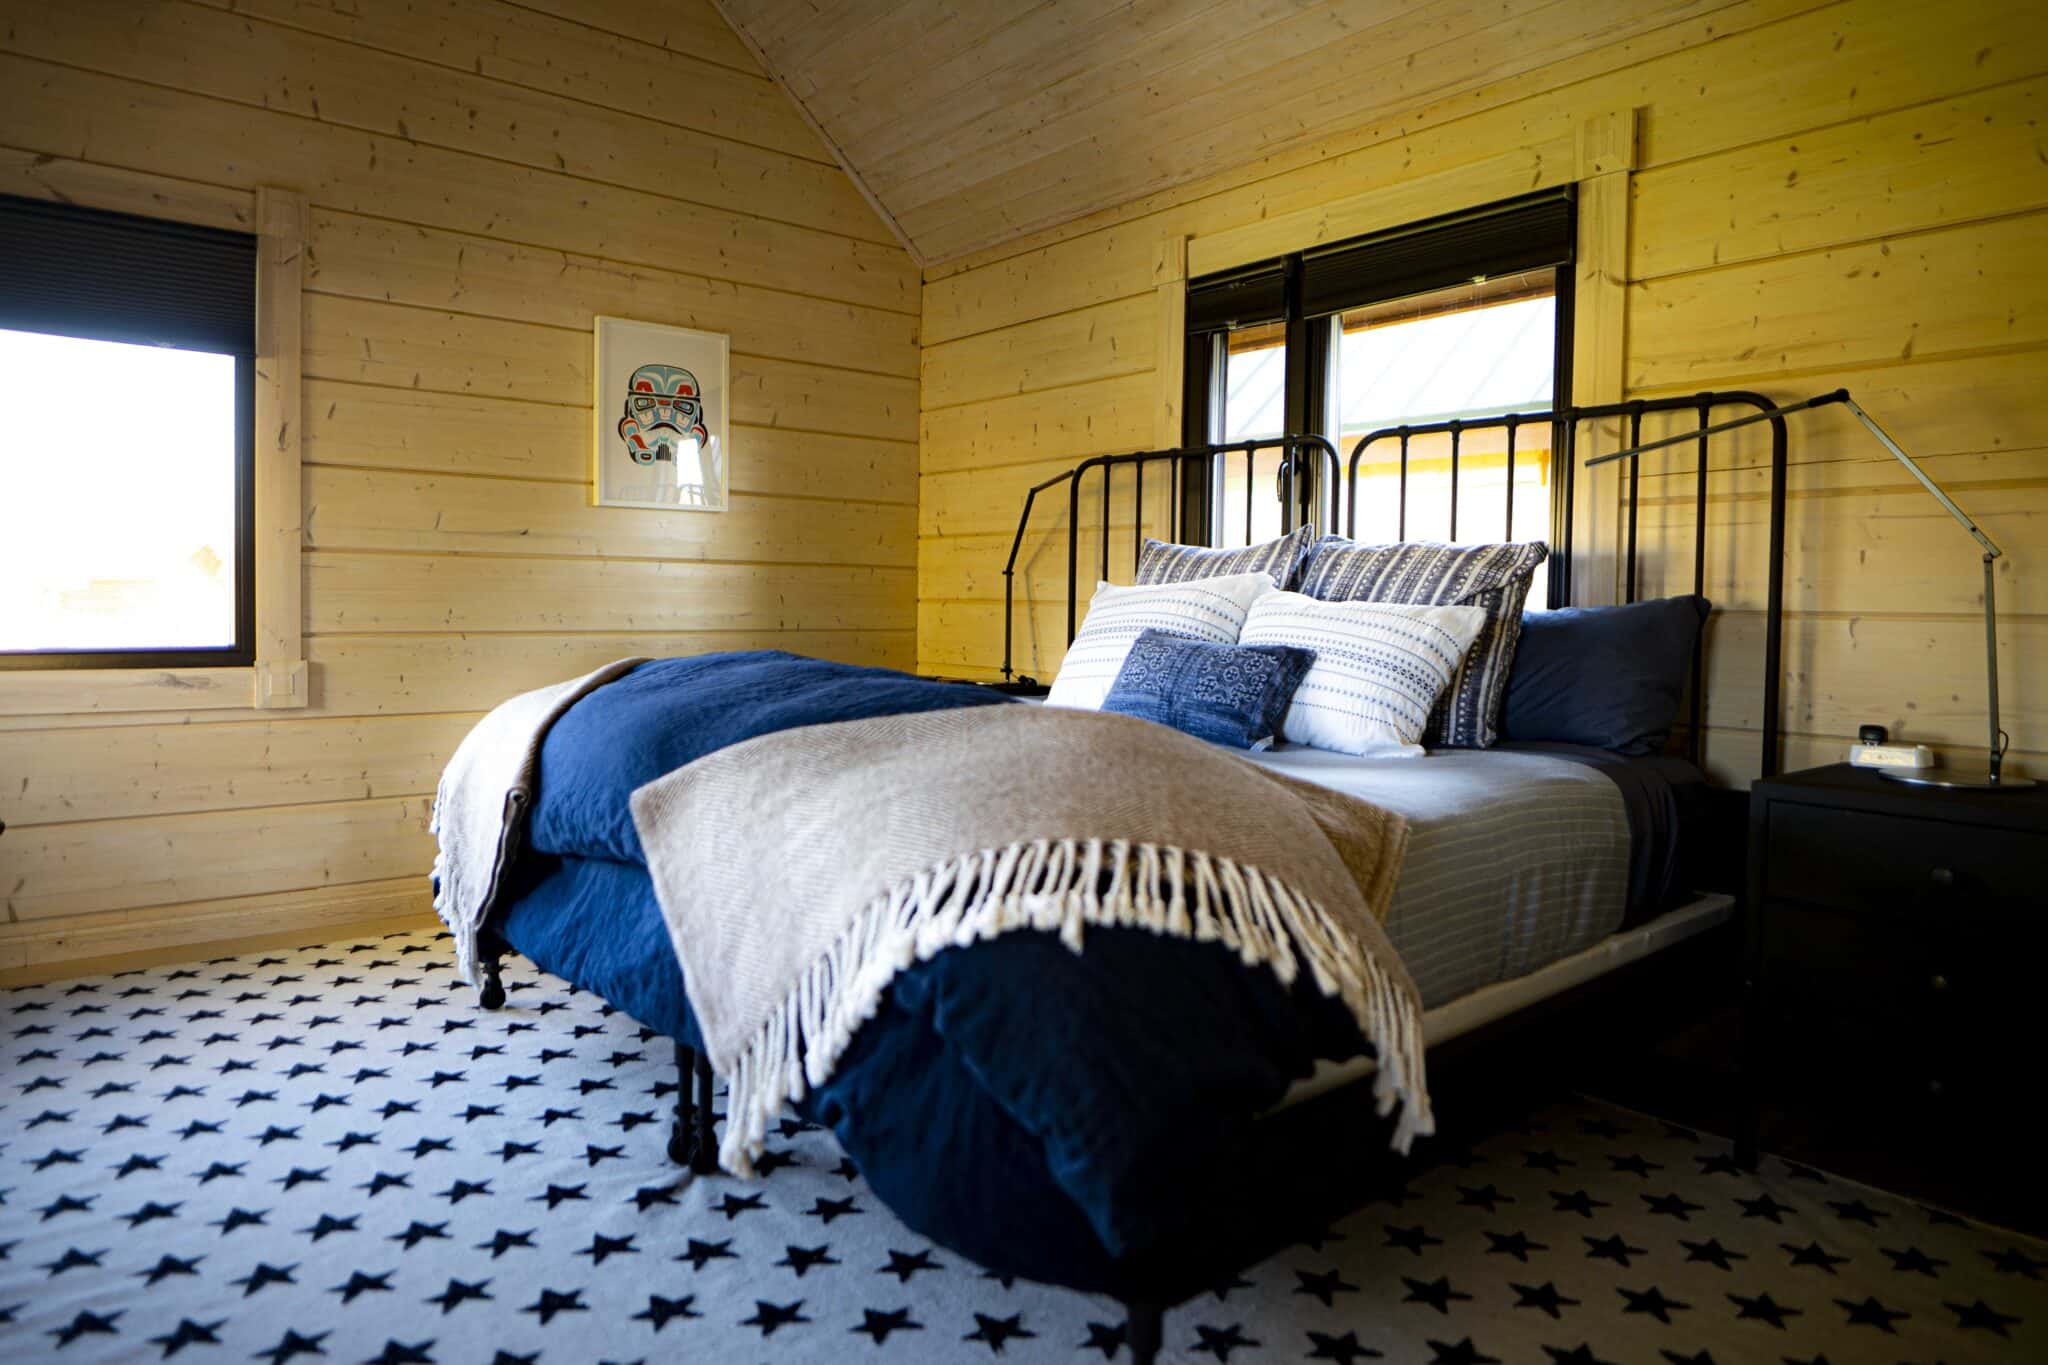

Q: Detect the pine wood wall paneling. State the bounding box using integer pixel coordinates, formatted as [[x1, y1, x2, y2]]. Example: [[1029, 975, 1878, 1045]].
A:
[[0, 0, 917, 971], [914, 0, 2048, 777], [0, 55, 917, 314]]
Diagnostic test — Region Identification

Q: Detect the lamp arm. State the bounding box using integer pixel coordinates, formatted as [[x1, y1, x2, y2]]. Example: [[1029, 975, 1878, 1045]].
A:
[[1840, 397, 2001, 559], [1840, 397, 2006, 779]]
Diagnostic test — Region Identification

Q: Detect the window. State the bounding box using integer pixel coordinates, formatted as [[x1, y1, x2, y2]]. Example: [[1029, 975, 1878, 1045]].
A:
[[0, 194, 257, 669], [1184, 190, 1574, 602]]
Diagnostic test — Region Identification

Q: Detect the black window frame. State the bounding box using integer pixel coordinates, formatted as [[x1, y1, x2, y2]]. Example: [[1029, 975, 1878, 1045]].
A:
[[1182, 188, 1576, 602], [0, 194, 258, 671]]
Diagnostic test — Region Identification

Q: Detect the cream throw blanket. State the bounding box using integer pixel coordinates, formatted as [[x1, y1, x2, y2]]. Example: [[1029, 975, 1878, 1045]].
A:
[[630, 703, 1430, 1178], [430, 658, 645, 986]]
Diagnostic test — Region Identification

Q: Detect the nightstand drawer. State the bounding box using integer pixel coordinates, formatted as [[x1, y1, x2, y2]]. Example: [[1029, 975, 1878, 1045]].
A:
[[1764, 803, 2040, 914]]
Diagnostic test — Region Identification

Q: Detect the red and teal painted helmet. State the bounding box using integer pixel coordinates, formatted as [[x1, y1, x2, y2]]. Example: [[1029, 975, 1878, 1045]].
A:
[[617, 363, 708, 464]]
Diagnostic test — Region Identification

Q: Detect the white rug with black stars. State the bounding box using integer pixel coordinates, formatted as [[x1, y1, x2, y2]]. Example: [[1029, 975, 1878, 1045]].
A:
[[2, 927, 2043, 1363]]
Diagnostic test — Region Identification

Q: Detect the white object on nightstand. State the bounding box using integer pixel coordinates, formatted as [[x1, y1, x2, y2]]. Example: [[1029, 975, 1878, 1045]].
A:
[[1849, 742, 1936, 770]]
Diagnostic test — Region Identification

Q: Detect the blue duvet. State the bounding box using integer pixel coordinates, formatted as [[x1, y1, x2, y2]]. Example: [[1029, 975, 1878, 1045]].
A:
[[492, 652, 1374, 1297]]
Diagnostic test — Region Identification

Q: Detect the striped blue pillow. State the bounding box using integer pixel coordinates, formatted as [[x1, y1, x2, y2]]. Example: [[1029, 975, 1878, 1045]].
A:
[[1298, 537, 1548, 748], [1134, 524, 1316, 590]]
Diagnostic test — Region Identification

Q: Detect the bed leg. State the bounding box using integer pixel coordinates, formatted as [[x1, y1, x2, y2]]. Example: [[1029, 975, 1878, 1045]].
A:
[[477, 944, 506, 1011], [668, 1041, 699, 1168], [691, 1048, 718, 1176], [1125, 1300, 1163, 1365]]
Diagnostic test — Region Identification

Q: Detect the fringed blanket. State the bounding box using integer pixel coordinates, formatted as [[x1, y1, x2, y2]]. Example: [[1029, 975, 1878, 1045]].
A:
[[431, 658, 645, 986], [629, 703, 1430, 1177]]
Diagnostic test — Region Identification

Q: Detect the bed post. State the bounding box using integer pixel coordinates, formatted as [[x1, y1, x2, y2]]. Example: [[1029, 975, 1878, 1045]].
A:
[[692, 1048, 718, 1176], [477, 940, 506, 1011], [667, 1040, 698, 1168], [1125, 1301, 1163, 1364]]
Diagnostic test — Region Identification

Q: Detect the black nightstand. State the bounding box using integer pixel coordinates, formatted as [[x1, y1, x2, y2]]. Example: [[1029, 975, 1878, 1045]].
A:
[[1742, 763, 2048, 1227]]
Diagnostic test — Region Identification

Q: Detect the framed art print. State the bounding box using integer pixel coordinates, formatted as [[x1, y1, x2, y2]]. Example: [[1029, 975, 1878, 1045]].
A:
[[592, 316, 730, 511]]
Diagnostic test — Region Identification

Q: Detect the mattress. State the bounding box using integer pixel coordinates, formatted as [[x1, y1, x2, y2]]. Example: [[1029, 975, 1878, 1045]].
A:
[[1243, 742, 1703, 1008]]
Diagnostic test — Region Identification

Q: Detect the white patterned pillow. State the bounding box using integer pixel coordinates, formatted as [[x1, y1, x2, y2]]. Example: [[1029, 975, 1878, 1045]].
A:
[[1045, 573, 1275, 711], [1239, 591, 1487, 756], [1298, 537, 1548, 748]]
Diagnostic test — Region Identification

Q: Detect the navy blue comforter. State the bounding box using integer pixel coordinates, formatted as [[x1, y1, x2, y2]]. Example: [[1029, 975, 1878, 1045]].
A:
[[492, 652, 1372, 1297]]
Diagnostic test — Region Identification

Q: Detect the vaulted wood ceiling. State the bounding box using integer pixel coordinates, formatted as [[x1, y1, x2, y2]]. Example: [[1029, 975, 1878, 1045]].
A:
[[713, 0, 1737, 265]]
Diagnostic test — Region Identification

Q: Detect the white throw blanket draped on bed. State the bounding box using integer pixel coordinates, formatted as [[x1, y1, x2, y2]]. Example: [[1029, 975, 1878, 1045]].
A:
[[629, 703, 1432, 1176], [430, 658, 645, 986]]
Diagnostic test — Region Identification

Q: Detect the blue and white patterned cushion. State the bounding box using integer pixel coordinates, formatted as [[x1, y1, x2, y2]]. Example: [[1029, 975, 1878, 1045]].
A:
[[1297, 537, 1548, 748], [1101, 629, 1315, 751], [1238, 591, 1488, 756], [1044, 572, 1275, 711], [1134, 523, 1317, 590]]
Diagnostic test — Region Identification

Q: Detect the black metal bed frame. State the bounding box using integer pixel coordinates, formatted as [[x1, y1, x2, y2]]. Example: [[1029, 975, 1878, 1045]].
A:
[[1000, 389, 1790, 780], [467, 389, 1793, 1365]]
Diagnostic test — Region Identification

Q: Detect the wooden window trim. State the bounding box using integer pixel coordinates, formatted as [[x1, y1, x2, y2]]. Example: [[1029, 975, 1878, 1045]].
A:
[[0, 172, 306, 716]]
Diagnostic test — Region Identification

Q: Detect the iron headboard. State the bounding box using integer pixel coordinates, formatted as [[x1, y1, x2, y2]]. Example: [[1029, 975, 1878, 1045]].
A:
[[999, 391, 1788, 779]]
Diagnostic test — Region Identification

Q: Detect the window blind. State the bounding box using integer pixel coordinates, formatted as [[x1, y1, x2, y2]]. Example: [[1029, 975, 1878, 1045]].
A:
[[0, 193, 257, 353], [1298, 188, 1574, 319]]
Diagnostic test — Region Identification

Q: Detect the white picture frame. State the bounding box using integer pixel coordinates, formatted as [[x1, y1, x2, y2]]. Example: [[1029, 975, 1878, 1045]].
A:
[[591, 315, 730, 512]]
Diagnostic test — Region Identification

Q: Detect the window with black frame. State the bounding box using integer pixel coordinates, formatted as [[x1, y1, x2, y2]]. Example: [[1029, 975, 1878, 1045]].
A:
[[1183, 188, 1575, 605], [0, 194, 257, 670]]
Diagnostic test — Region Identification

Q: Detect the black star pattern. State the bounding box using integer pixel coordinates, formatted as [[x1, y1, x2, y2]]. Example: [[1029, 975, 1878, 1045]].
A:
[[1512, 1280, 1581, 1318], [7, 929, 2042, 1365], [679, 1238, 738, 1272], [1306, 1328, 1383, 1362], [1618, 1285, 1690, 1323], [1295, 1266, 1360, 1306], [1541, 1347, 1616, 1365], [1782, 1240, 1849, 1273], [50, 1308, 123, 1347], [1829, 1198, 1887, 1226], [1727, 1290, 1802, 1328], [231, 1260, 299, 1296], [1550, 1189, 1609, 1219], [425, 1277, 493, 1313], [1642, 1191, 1705, 1220], [520, 1287, 587, 1326], [742, 1298, 810, 1338], [1383, 1222, 1444, 1256], [852, 1307, 921, 1344], [1191, 1322, 1260, 1359], [1403, 1275, 1474, 1314], [1881, 1244, 1947, 1276], [1983, 1245, 2046, 1278], [1945, 1297, 2022, 1336], [148, 1316, 224, 1356], [633, 1293, 700, 1331], [1680, 1236, 1747, 1271], [254, 1329, 329, 1363], [777, 1243, 839, 1277], [1485, 1230, 1548, 1262], [1583, 1233, 1646, 1267], [1836, 1294, 1909, 1332]]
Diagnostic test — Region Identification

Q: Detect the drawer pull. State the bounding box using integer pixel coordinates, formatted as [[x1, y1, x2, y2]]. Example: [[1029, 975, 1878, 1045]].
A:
[[1930, 866, 1955, 887], [1930, 974, 1949, 992]]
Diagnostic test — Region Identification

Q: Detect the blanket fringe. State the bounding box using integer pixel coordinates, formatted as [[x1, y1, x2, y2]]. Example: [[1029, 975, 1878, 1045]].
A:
[[717, 838, 1433, 1178]]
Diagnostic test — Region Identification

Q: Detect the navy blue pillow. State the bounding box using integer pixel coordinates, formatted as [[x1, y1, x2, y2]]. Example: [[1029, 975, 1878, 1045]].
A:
[[1101, 629, 1314, 751], [1501, 596, 1711, 755]]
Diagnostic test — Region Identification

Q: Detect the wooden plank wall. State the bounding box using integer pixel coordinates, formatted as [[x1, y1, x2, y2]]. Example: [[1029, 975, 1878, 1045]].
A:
[[0, 0, 918, 973], [916, 0, 2048, 786]]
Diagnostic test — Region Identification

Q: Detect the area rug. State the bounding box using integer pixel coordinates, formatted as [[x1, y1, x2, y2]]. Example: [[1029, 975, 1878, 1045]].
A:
[[1, 927, 2040, 1363]]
